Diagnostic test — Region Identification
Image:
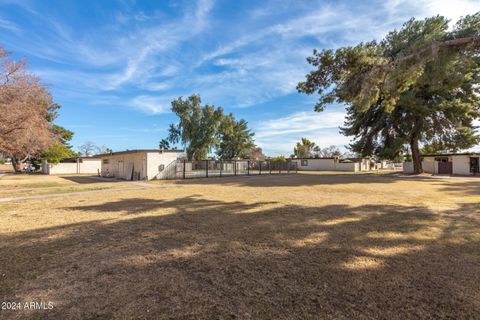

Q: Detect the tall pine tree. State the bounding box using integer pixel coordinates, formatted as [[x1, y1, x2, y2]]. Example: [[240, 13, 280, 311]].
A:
[[298, 14, 480, 173]]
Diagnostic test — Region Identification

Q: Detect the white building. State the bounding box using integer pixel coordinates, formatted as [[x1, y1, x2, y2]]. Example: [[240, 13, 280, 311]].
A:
[[42, 157, 102, 175], [403, 153, 480, 175], [99, 149, 182, 180], [344, 158, 374, 171], [290, 157, 362, 172]]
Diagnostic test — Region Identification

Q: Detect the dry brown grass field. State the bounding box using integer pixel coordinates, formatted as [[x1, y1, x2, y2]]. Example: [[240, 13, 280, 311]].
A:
[[0, 174, 140, 199], [0, 172, 479, 319]]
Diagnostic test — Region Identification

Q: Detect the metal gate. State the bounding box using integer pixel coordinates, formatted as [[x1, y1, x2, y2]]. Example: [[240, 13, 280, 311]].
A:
[[438, 161, 452, 175], [470, 157, 479, 174], [160, 159, 298, 180]]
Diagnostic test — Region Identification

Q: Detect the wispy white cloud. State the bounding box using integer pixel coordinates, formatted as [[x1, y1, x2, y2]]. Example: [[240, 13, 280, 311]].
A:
[[385, 0, 480, 24], [12, 0, 478, 111], [116, 126, 167, 133], [255, 110, 346, 138], [258, 132, 352, 157], [188, 57, 309, 108], [3, 0, 214, 85], [0, 0, 38, 14], [253, 109, 351, 155], [193, 0, 477, 109], [129, 95, 172, 114], [114, 10, 165, 24], [0, 17, 19, 32], [141, 81, 174, 92]]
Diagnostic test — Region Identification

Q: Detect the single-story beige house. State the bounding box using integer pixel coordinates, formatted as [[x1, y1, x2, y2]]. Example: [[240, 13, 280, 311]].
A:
[[42, 157, 102, 175], [99, 149, 182, 180], [289, 157, 393, 172], [403, 153, 480, 175], [290, 157, 365, 172]]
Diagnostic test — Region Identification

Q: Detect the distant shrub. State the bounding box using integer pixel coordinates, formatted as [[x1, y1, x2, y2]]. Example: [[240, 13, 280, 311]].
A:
[[271, 156, 286, 163]]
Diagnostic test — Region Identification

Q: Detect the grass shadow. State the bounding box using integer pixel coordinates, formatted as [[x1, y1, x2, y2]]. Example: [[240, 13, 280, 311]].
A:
[[59, 176, 110, 184], [173, 172, 401, 188]]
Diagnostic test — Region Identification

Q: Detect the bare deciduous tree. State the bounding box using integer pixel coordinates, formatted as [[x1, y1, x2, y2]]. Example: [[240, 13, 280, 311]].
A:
[[249, 146, 266, 161], [0, 48, 57, 172], [98, 145, 112, 154], [79, 141, 99, 156]]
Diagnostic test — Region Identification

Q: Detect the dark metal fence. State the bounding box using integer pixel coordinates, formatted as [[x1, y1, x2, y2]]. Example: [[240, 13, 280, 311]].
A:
[[160, 159, 297, 180]]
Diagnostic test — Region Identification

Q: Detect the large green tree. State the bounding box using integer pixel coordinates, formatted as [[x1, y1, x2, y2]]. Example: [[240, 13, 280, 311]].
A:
[[159, 139, 171, 150], [217, 114, 255, 159], [31, 105, 78, 169], [298, 14, 480, 173], [40, 144, 75, 165], [293, 138, 316, 158], [45, 104, 77, 159], [168, 95, 224, 160]]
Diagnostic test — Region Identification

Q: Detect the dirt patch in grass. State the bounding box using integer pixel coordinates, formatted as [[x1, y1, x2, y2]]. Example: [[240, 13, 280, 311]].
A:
[[0, 173, 479, 319]]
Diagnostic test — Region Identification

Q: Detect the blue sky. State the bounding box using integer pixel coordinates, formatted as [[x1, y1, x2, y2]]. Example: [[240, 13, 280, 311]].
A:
[[1, 0, 479, 156]]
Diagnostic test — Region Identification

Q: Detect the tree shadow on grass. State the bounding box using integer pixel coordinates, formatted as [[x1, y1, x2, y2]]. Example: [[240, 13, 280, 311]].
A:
[[174, 172, 400, 187], [59, 176, 108, 184], [435, 180, 480, 197], [178, 173, 480, 202], [0, 198, 479, 319], [63, 195, 276, 215]]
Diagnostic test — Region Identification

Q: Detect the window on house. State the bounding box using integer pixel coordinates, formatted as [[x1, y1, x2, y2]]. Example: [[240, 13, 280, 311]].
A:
[[301, 160, 308, 166], [103, 159, 109, 164]]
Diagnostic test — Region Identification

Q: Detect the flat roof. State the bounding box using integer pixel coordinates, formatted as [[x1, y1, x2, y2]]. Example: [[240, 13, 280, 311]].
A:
[[290, 157, 370, 160], [60, 156, 102, 162], [421, 152, 480, 157], [345, 157, 370, 161], [290, 157, 338, 160], [97, 149, 183, 157]]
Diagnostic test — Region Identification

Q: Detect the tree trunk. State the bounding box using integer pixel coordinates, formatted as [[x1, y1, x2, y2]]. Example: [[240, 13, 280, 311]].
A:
[[394, 35, 480, 65], [410, 138, 423, 174], [11, 156, 22, 173]]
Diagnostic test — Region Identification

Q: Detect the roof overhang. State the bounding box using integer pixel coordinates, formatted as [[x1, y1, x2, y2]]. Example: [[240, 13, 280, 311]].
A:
[[96, 149, 183, 157]]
